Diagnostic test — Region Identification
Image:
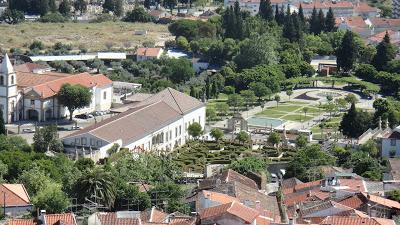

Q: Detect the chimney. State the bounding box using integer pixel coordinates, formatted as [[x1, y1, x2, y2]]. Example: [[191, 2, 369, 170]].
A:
[[38, 210, 46, 225], [288, 218, 296, 225], [255, 200, 261, 210]]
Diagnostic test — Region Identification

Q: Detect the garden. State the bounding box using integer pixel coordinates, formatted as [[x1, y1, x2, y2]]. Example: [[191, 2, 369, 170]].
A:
[[256, 101, 322, 122]]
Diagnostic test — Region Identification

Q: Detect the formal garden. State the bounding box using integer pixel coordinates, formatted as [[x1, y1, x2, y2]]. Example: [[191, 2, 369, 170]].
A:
[[256, 101, 321, 122]]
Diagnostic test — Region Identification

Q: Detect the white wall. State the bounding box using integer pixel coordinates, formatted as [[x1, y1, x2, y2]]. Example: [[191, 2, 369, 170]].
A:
[[382, 138, 400, 157]]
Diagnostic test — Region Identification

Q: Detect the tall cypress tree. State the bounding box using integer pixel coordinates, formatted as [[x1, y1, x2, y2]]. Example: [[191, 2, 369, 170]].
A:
[[283, 13, 295, 42], [275, 5, 285, 25], [234, 1, 243, 40], [298, 3, 305, 23], [309, 7, 319, 34], [0, 109, 5, 135], [325, 7, 335, 32], [274, 4, 279, 22], [39, 0, 49, 16], [318, 9, 325, 34], [259, 0, 273, 21], [336, 30, 358, 73], [49, 0, 57, 12], [372, 31, 396, 71]]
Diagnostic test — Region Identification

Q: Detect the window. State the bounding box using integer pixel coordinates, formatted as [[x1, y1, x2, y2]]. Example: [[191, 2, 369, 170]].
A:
[[10, 76, 14, 85], [30, 100, 35, 105], [198, 116, 201, 123], [103, 91, 107, 100], [169, 130, 172, 140], [90, 139, 95, 146], [97, 140, 102, 146], [175, 127, 178, 138], [81, 137, 87, 145], [166, 131, 169, 141], [179, 125, 181, 135], [0, 76, 3, 85], [391, 139, 397, 146], [75, 138, 80, 145]]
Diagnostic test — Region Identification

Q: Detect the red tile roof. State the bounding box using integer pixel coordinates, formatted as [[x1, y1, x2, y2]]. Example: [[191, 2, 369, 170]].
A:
[[371, 18, 400, 27], [320, 216, 396, 225], [362, 193, 400, 209], [136, 48, 163, 57], [6, 219, 36, 225], [14, 63, 50, 73], [337, 195, 365, 209], [44, 213, 77, 225], [335, 16, 366, 28], [338, 178, 366, 192], [0, 184, 31, 206], [200, 202, 259, 223], [284, 188, 330, 206], [298, 0, 353, 9], [26, 72, 112, 99], [98, 212, 141, 225], [199, 169, 259, 190], [354, 2, 377, 12], [201, 190, 239, 204]]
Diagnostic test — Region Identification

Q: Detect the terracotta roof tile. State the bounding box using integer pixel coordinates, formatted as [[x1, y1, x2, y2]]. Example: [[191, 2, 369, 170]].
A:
[[98, 212, 141, 225], [298, 0, 353, 9], [201, 190, 239, 204], [362, 193, 400, 209], [6, 219, 36, 225], [320, 216, 396, 225], [44, 213, 77, 225], [0, 184, 31, 206], [337, 195, 365, 209], [371, 18, 400, 27], [354, 2, 377, 12], [199, 202, 259, 223], [136, 48, 163, 57], [199, 169, 258, 190]]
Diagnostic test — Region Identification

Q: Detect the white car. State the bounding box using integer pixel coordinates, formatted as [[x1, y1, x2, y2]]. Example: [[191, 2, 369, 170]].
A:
[[22, 128, 35, 133]]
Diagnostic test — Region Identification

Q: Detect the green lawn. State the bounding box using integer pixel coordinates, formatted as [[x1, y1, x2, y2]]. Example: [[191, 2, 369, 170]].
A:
[[282, 114, 314, 122], [294, 107, 321, 114], [274, 105, 303, 112]]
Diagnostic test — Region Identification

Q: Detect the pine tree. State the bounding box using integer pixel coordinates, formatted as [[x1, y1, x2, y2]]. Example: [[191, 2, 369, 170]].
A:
[[309, 7, 319, 34], [39, 0, 49, 16], [0, 109, 5, 135], [233, 1, 243, 40], [318, 9, 325, 34], [336, 30, 358, 73], [372, 31, 396, 71], [259, 0, 273, 21], [274, 4, 279, 22], [276, 4, 285, 25], [114, 0, 124, 17], [283, 13, 295, 41], [325, 7, 335, 32], [49, 0, 57, 12], [59, 0, 72, 16], [298, 3, 305, 23], [103, 0, 115, 13]]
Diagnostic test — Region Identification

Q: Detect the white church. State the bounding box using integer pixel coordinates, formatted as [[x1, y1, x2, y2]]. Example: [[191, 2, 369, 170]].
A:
[[0, 54, 113, 123]]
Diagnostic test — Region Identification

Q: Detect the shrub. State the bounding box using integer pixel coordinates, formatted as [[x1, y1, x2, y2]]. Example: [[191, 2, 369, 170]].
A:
[[39, 12, 67, 23]]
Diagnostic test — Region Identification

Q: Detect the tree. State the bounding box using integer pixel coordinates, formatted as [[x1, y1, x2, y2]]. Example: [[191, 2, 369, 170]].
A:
[[74, 0, 87, 14], [274, 94, 280, 107], [144, 0, 151, 9], [309, 7, 319, 34], [240, 90, 256, 108], [18, 165, 54, 196], [268, 132, 281, 147], [33, 183, 70, 213], [49, 0, 57, 12], [296, 134, 308, 148], [33, 125, 63, 153], [188, 122, 202, 139], [176, 36, 189, 50], [227, 94, 244, 112], [206, 107, 217, 122], [340, 103, 373, 138], [344, 151, 382, 180], [74, 158, 95, 171], [250, 82, 270, 101], [229, 157, 268, 176], [162, 58, 195, 83], [114, 0, 123, 17], [39, 0, 49, 16], [355, 64, 378, 81], [103, 0, 115, 13], [75, 168, 116, 209], [302, 107, 309, 120], [150, 183, 189, 213], [344, 94, 358, 104], [124, 7, 152, 22], [285, 145, 336, 181], [286, 89, 293, 101], [58, 84, 92, 121], [58, 0, 71, 17], [317, 9, 325, 33], [387, 189, 400, 202], [114, 182, 150, 211], [372, 31, 396, 71], [325, 7, 335, 32], [336, 31, 358, 73], [216, 102, 229, 118], [0, 9, 25, 24], [0, 109, 5, 135], [210, 128, 224, 142], [359, 139, 379, 158], [236, 131, 250, 144], [259, 0, 273, 21]]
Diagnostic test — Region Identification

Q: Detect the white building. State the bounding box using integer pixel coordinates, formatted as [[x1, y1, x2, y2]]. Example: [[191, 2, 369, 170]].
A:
[[62, 88, 206, 161], [0, 54, 113, 123], [224, 0, 285, 16], [381, 125, 400, 157]]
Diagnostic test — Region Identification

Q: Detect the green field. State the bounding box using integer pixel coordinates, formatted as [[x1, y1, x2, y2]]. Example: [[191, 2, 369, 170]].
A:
[[0, 21, 170, 51], [257, 102, 322, 122], [282, 114, 314, 122]]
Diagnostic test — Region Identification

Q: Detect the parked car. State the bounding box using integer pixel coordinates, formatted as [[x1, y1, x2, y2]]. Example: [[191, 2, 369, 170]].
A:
[[74, 114, 94, 119], [71, 125, 82, 130], [22, 128, 35, 133]]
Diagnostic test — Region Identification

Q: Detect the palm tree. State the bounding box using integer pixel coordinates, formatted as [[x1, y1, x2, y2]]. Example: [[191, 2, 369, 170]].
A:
[[75, 167, 116, 209]]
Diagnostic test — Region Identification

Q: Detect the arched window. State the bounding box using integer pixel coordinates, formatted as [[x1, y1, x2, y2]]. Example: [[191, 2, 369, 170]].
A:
[[0, 76, 4, 85], [103, 91, 107, 100], [11, 76, 14, 85]]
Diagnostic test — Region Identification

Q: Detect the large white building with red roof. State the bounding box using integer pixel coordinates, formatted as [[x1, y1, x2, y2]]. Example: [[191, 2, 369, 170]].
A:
[[0, 54, 113, 123]]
